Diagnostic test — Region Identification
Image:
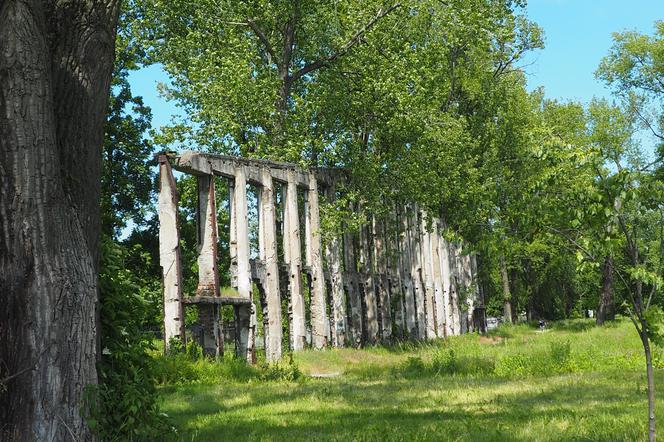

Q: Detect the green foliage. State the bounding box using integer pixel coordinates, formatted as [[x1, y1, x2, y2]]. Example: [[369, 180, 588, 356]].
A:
[[87, 236, 174, 441], [257, 354, 302, 382], [102, 1, 154, 236], [151, 349, 302, 386]]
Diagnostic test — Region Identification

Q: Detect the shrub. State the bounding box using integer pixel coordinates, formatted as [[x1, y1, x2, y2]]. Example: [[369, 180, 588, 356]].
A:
[[258, 354, 302, 381], [87, 236, 175, 441]]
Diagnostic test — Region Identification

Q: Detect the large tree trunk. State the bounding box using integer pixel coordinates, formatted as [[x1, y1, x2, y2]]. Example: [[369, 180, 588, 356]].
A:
[[596, 255, 615, 325], [0, 0, 118, 440]]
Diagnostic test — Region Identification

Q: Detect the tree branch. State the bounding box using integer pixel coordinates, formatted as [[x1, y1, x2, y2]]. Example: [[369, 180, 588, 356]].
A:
[[246, 18, 277, 67], [633, 105, 664, 141], [291, 3, 401, 83]]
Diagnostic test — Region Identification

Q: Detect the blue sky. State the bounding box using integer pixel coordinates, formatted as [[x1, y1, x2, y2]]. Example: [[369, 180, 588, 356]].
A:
[[522, 0, 663, 102], [129, 1, 663, 137]]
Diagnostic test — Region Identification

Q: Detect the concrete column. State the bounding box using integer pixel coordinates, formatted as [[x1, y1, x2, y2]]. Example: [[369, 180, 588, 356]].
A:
[[388, 208, 405, 338], [259, 168, 282, 361], [284, 170, 306, 350], [430, 220, 446, 338], [196, 175, 222, 356], [437, 225, 455, 337], [232, 166, 256, 362], [343, 228, 363, 346], [420, 214, 437, 340], [305, 172, 328, 349], [359, 221, 379, 344], [399, 206, 417, 338], [448, 241, 462, 335], [323, 186, 347, 347], [373, 216, 392, 340], [409, 208, 426, 340], [462, 248, 475, 332], [470, 254, 486, 333], [158, 156, 185, 352], [229, 180, 237, 289]]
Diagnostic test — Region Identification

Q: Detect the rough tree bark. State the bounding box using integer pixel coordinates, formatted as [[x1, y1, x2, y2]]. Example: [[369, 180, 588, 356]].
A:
[[0, 0, 119, 440], [596, 255, 615, 325]]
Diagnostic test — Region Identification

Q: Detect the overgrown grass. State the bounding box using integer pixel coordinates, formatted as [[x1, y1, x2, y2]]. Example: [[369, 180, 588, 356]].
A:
[[157, 318, 664, 441]]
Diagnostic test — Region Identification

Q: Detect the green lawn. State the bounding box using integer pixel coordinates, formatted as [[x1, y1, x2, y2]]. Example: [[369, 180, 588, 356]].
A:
[[159, 319, 664, 441]]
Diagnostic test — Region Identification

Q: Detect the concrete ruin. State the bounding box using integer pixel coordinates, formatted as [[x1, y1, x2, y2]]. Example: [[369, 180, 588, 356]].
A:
[[158, 151, 486, 363]]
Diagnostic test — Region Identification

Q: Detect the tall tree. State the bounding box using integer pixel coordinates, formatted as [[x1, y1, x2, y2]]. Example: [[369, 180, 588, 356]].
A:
[[0, 0, 120, 439]]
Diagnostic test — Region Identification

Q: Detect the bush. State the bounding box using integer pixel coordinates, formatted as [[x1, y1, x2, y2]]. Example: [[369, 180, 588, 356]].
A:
[[258, 354, 302, 381], [87, 236, 175, 441], [151, 348, 303, 385]]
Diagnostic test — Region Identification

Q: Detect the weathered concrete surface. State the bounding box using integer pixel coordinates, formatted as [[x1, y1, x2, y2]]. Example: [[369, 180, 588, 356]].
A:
[[399, 207, 417, 339], [158, 156, 185, 351], [343, 229, 363, 347], [305, 172, 328, 349], [323, 186, 347, 347], [420, 215, 437, 340], [259, 168, 282, 361], [196, 175, 222, 356], [373, 217, 392, 340], [359, 221, 379, 344], [232, 166, 255, 362], [284, 171, 307, 351]]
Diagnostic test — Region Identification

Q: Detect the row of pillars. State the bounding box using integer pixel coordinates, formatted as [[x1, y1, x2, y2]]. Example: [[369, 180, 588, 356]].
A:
[[158, 154, 484, 363]]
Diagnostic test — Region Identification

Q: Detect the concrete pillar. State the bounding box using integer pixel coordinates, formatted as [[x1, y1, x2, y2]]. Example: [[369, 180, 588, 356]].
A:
[[399, 206, 417, 338], [430, 220, 446, 338], [343, 228, 363, 346], [196, 175, 222, 356], [359, 221, 379, 344], [420, 214, 437, 340], [323, 186, 347, 347], [462, 248, 475, 332], [305, 172, 328, 349], [158, 156, 185, 352], [259, 168, 282, 361], [231, 166, 256, 362], [448, 241, 462, 335], [438, 226, 455, 337], [284, 170, 306, 350], [372, 216, 392, 340], [388, 208, 405, 338], [409, 208, 426, 340]]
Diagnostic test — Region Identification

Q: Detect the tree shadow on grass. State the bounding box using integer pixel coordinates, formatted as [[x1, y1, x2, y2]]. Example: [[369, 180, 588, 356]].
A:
[[163, 370, 662, 441]]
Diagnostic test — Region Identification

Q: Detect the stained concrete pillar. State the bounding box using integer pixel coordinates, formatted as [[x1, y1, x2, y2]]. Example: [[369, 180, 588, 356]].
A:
[[158, 156, 185, 351], [399, 206, 417, 338], [284, 170, 306, 350], [323, 186, 347, 347], [259, 168, 282, 361], [305, 172, 328, 349], [388, 208, 405, 338], [359, 221, 379, 344], [461, 248, 475, 333], [420, 214, 437, 340], [430, 220, 446, 338], [343, 228, 363, 346], [372, 216, 392, 340], [437, 227, 455, 337], [196, 175, 223, 357], [447, 241, 462, 335], [231, 166, 256, 362], [409, 208, 427, 340]]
